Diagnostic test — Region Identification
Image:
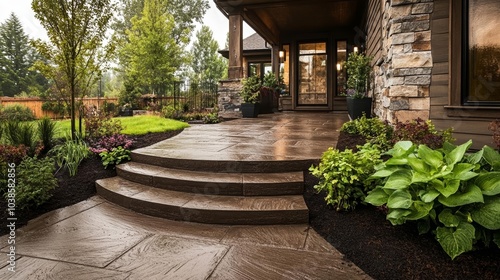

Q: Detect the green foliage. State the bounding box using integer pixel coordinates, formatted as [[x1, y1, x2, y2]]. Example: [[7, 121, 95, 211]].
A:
[[99, 146, 131, 169], [4, 121, 40, 155], [9, 156, 58, 210], [162, 105, 182, 119], [37, 117, 57, 152], [0, 104, 35, 121], [392, 118, 454, 149], [310, 143, 383, 211], [0, 13, 48, 97], [119, 115, 189, 135], [49, 133, 90, 177], [32, 0, 116, 140], [262, 71, 284, 92], [345, 52, 372, 98], [190, 25, 226, 84], [241, 76, 262, 104], [340, 114, 393, 150], [365, 140, 500, 259], [41, 101, 68, 118], [84, 108, 123, 140]]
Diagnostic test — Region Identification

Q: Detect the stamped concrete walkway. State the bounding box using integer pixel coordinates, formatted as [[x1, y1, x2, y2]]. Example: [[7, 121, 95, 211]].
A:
[[1, 112, 372, 279]]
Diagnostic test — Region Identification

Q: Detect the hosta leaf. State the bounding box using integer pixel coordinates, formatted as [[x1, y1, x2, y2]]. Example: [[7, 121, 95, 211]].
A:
[[412, 171, 431, 184], [364, 188, 389, 206], [444, 140, 472, 166], [385, 158, 408, 166], [420, 188, 441, 203], [438, 209, 462, 227], [387, 209, 412, 225], [438, 184, 484, 207], [465, 149, 483, 165], [418, 145, 443, 170], [387, 190, 413, 209], [483, 146, 500, 171], [442, 141, 457, 154], [447, 163, 478, 181], [434, 179, 460, 198], [471, 196, 500, 230], [436, 223, 475, 260], [383, 169, 412, 190], [370, 166, 402, 178], [475, 172, 500, 196], [406, 201, 434, 220], [387, 141, 414, 158], [408, 157, 430, 174]]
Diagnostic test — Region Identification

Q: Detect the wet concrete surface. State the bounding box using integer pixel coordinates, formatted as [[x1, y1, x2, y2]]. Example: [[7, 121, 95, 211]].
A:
[[0, 112, 373, 279], [1, 198, 371, 279]]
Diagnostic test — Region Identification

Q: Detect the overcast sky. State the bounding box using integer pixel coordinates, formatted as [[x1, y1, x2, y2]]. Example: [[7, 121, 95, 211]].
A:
[[0, 0, 254, 49]]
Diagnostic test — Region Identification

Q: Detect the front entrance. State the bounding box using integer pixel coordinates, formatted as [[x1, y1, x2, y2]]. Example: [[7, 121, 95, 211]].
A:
[[297, 42, 328, 106]]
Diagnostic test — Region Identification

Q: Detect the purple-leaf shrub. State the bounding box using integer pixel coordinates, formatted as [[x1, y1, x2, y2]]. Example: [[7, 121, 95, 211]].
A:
[[88, 134, 134, 154]]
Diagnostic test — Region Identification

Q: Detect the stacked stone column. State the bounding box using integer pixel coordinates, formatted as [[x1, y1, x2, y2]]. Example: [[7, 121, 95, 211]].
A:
[[218, 79, 243, 119], [373, 0, 434, 123]]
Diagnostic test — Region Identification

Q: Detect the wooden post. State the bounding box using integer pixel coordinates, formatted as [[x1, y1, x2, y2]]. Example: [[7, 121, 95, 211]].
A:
[[228, 13, 243, 79]]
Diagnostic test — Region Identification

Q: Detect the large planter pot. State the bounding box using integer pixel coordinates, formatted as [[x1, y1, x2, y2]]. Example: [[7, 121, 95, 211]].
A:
[[259, 87, 276, 114], [241, 103, 259, 118], [346, 97, 372, 119]]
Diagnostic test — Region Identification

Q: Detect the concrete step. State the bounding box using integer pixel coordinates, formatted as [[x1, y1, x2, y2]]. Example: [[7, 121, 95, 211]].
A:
[[131, 148, 317, 173], [116, 162, 304, 196], [96, 177, 309, 225]]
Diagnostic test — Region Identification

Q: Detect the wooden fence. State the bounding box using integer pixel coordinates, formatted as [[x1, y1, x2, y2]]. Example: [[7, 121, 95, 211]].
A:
[[0, 97, 119, 119]]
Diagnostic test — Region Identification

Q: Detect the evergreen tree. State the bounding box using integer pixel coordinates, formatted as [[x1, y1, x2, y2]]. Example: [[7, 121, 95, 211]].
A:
[[190, 25, 226, 84], [0, 13, 46, 96]]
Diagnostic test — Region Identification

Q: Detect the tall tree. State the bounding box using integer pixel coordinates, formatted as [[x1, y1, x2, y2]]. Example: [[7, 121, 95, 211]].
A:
[[123, 0, 178, 97], [190, 25, 226, 84], [32, 0, 115, 139], [0, 13, 46, 96]]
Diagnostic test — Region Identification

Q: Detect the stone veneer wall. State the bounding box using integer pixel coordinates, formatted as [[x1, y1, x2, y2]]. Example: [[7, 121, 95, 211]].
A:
[[373, 0, 434, 123], [218, 79, 243, 119]]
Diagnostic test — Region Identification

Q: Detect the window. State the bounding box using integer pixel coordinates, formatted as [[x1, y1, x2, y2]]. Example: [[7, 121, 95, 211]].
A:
[[463, 0, 500, 105], [248, 62, 272, 80], [336, 41, 347, 96]]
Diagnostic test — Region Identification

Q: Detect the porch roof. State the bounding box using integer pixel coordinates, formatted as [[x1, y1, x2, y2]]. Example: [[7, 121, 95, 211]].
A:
[[215, 0, 368, 45]]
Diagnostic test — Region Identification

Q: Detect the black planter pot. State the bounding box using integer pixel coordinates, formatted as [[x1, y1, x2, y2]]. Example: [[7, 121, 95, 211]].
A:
[[241, 103, 259, 118], [346, 97, 372, 119], [120, 108, 133, 116]]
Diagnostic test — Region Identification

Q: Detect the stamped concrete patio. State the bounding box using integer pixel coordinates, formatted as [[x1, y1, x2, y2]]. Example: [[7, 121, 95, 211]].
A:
[[1, 112, 373, 279]]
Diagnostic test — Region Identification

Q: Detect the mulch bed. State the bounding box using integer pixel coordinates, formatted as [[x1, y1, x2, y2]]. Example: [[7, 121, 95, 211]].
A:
[[1, 129, 499, 279]]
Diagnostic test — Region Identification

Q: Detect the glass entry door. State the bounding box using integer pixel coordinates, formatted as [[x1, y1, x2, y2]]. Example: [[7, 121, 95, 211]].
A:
[[297, 42, 328, 105]]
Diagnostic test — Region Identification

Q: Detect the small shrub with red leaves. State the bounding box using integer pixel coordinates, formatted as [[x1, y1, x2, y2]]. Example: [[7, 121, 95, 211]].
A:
[[88, 134, 134, 154], [488, 120, 500, 150], [391, 118, 454, 149]]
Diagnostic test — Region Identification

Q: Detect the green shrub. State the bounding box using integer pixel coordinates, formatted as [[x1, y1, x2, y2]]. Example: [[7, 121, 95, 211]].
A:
[[162, 105, 180, 119], [84, 107, 122, 140], [392, 118, 454, 149], [8, 157, 58, 210], [49, 133, 90, 177], [340, 114, 393, 150], [365, 140, 500, 259], [37, 117, 57, 152], [99, 146, 131, 169], [4, 121, 41, 156], [309, 143, 383, 211], [0, 104, 35, 121]]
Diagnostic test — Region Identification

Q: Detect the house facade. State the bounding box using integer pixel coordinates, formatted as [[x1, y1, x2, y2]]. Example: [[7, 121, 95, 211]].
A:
[[215, 0, 499, 149]]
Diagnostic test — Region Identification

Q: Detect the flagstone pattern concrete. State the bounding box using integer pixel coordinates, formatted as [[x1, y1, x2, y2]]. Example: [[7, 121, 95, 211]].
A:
[[0, 112, 373, 279], [96, 112, 349, 225]]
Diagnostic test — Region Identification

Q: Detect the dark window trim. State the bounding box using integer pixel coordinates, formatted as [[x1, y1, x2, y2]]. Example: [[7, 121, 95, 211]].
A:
[[447, 0, 500, 116]]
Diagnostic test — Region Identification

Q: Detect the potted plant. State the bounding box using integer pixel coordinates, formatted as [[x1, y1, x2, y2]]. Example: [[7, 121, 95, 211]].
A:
[[240, 76, 261, 118], [260, 72, 284, 113], [345, 52, 373, 119]]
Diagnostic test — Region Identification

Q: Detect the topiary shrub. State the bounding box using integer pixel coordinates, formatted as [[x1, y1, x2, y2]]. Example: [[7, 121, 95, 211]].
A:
[[309, 143, 383, 211], [9, 156, 58, 210]]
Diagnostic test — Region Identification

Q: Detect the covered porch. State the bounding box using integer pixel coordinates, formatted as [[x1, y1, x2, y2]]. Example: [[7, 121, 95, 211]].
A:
[[215, 0, 369, 117]]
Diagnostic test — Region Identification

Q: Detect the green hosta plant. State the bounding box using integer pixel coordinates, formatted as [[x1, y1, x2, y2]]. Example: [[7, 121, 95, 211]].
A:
[[365, 140, 500, 259], [99, 146, 131, 169], [49, 133, 90, 177], [310, 143, 382, 211]]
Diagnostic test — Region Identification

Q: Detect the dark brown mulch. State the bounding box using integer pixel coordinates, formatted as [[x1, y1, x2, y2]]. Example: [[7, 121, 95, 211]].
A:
[[2, 129, 499, 280], [0, 130, 181, 236], [305, 131, 500, 280]]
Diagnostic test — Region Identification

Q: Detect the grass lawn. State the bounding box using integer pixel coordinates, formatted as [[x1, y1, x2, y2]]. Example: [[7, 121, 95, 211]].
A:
[[53, 115, 189, 138]]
